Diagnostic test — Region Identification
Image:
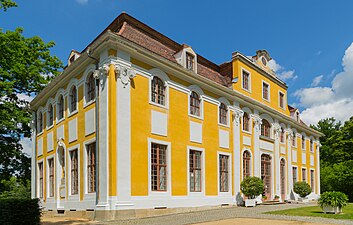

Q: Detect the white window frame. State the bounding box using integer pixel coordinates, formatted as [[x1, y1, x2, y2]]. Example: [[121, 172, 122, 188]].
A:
[[301, 134, 306, 151], [241, 108, 252, 134], [292, 165, 298, 184], [218, 98, 231, 128], [68, 144, 80, 199], [37, 109, 44, 136], [241, 68, 251, 93], [217, 151, 232, 197], [56, 93, 65, 125], [241, 148, 253, 179], [280, 126, 286, 144], [301, 166, 307, 183], [46, 155, 55, 199], [310, 169, 315, 192], [292, 132, 297, 147], [262, 80, 270, 102], [68, 82, 78, 117], [83, 138, 96, 200], [83, 64, 97, 108], [278, 91, 285, 109], [37, 159, 44, 199], [188, 85, 204, 120], [148, 69, 170, 109], [187, 146, 205, 196], [46, 99, 55, 130], [148, 138, 172, 197]]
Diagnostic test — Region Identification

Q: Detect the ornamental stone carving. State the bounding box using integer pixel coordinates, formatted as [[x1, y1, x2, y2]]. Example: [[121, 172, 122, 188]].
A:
[[232, 108, 244, 126], [286, 128, 294, 141], [251, 114, 262, 132], [273, 123, 282, 138], [114, 64, 136, 88]]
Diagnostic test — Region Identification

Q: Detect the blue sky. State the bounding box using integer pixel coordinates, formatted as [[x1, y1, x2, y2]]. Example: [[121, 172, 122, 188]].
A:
[[2, 0, 353, 127]]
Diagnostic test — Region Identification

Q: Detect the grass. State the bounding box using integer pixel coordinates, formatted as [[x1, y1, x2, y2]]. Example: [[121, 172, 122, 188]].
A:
[[266, 203, 353, 220]]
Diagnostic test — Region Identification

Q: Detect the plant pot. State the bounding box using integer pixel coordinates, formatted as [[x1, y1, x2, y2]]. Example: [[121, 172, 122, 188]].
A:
[[323, 205, 342, 214], [245, 199, 256, 207], [298, 198, 309, 203]]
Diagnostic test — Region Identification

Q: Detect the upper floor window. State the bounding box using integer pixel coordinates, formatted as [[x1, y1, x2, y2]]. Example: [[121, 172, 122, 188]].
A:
[[186, 52, 195, 71], [243, 151, 251, 178], [302, 135, 306, 150], [261, 119, 271, 138], [37, 111, 43, 133], [296, 111, 300, 122], [310, 140, 314, 152], [151, 143, 167, 191], [280, 127, 285, 143], [292, 133, 296, 147], [279, 92, 284, 109], [190, 91, 200, 116], [219, 103, 228, 125], [302, 168, 307, 183], [151, 76, 165, 106], [242, 112, 250, 132], [57, 95, 64, 121], [47, 104, 53, 127], [86, 73, 96, 103], [69, 86, 77, 113], [262, 82, 269, 101], [242, 70, 250, 91]]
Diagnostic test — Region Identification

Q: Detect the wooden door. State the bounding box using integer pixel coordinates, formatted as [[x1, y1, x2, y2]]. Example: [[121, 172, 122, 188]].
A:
[[261, 154, 271, 200]]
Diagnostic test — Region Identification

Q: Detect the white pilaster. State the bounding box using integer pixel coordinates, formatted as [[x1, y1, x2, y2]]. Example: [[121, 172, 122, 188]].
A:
[[232, 106, 243, 205], [31, 112, 36, 199], [251, 113, 262, 177], [96, 63, 110, 210], [316, 141, 321, 195], [273, 122, 281, 199], [115, 54, 134, 209], [286, 128, 293, 200]]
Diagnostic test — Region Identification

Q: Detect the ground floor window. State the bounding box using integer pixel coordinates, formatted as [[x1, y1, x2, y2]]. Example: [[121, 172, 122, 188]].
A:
[[243, 151, 251, 178], [70, 149, 78, 195], [87, 143, 96, 193], [302, 168, 307, 183], [310, 169, 315, 192], [292, 167, 297, 184], [189, 150, 202, 192], [38, 162, 43, 198], [151, 143, 167, 191], [48, 158, 54, 197], [219, 154, 229, 192]]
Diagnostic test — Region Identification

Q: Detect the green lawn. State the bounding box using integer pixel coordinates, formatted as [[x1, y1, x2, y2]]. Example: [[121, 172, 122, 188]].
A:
[[266, 203, 353, 220]]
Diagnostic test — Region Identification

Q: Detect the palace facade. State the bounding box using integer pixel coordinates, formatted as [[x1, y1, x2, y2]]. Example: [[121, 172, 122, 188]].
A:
[[30, 13, 322, 218]]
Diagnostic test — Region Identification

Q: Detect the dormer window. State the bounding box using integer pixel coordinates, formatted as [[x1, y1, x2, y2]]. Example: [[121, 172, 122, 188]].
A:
[[186, 52, 195, 71], [296, 111, 300, 122]]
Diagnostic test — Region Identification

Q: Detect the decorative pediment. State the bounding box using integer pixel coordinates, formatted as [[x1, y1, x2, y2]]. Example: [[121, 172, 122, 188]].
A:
[[67, 50, 81, 66]]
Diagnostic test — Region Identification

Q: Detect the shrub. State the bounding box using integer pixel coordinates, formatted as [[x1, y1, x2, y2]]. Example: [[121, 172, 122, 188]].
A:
[[294, 181, 312, 198], [0, 198, 41, 225], [240, 176, 264, 199], [318, 191, 348, 208]]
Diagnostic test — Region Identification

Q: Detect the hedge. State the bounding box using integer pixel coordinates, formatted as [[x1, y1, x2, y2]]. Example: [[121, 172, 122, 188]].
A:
[[0, 198, 41, 225]]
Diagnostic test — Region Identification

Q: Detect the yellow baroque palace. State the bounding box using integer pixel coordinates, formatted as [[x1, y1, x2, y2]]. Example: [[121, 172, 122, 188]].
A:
[[30, 13, 322, 218]]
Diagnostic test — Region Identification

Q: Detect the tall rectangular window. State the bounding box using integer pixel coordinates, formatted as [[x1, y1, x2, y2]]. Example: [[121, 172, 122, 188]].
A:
[[302, 168, 307, 183], [302, 136, 306, 150], [242, 71, 250, 91], [186, 52, 195, 71], [70, 149, 78, 195], [262, 82, 269, 101], [292, 134, 296, 147], [38, 162, 43, 198], [151, 143, 167, 191], [87, 143, 96, 193], [310, 140, 314, 152], [189, 150, 202, 192], [219, 155, 229, 192], [310, 170, 315, 192], [292, 167, 297, 184], [279, 92, 284, 108], [48, 158, 54, 197]]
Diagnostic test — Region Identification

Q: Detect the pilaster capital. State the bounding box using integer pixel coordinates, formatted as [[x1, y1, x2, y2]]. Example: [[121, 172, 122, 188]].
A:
[[273, 123, 282, 138], [286, 128, 294, 141], [232, 107, 244, 126], [251, 114, 262, 132], [113, 64, 136, 88]]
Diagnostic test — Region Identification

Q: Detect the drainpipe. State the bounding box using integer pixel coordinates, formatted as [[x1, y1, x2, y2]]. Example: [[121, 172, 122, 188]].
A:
[[87, 48, 100, 207]]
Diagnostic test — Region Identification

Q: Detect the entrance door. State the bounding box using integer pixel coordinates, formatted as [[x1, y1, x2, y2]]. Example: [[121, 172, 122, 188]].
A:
[[280, 158, 286, 201], [261, 154, 271, 200]]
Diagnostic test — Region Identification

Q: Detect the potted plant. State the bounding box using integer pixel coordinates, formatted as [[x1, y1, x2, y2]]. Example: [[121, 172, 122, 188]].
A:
[[274, 195, 280, 201], [318, 191, 348, 214], [294, 181, 311, 202], [262, 195, 268, 201], [240, 176, 264, 207]]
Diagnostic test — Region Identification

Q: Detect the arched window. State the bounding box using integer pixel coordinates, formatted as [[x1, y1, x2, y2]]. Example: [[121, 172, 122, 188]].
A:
[[69, 86, 77, 113], [261, 119, 271, 138], [151, 76, 165, 106], [302, 135, 306, 149], [86, 73, 96, 102], [57, 95, 64, 120], [37, 111, 43, 133], [190, 91, 200, 116], [292, 132, 296, 146], [243, 151, 251, 178], [219, 103, 227, 125], [310, 140, 313, 152], [48, 104, 53, 127], [243, 112, 250, 132], [280, 127, 285, 143]]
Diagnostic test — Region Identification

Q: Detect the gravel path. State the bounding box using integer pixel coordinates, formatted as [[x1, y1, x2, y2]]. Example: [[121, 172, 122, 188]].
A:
[[100, 203, 353, 225]]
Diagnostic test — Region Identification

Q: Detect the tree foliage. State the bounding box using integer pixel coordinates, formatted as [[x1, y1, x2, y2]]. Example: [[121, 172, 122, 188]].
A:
[[312, 117, 353, 201], [294, 181, 312, 198], [0, 1, 63, 192]]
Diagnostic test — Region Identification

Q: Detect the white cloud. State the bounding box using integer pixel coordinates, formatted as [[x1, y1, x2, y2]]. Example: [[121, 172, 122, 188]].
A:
[[268, 59, 297, 81], [311, 75, 323, 87], [295, 42, 353, 125], [20, 138, 32, 157], [76, 0, 88, 5], [17, 93, 34, 102]]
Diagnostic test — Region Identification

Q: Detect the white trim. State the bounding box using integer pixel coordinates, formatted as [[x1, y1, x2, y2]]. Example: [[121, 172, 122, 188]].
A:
[[241, 67, 251, 93], [147, 138, 172, 198], [67, 79, 79, 117], [36, 108, 44, 136], [241, 148, 253, 179], [262, 80, 271, 102], [83, 64, 96, 108], [83, 138, 96, 200], [217, 151, 232, 197], [186, 146, 205, 197], [188, 85, 204, 120], [67, 144, 80, 200], [278, 90, 286, 110], [218, 97, 231, 127], [148, 68, 170, 109]]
